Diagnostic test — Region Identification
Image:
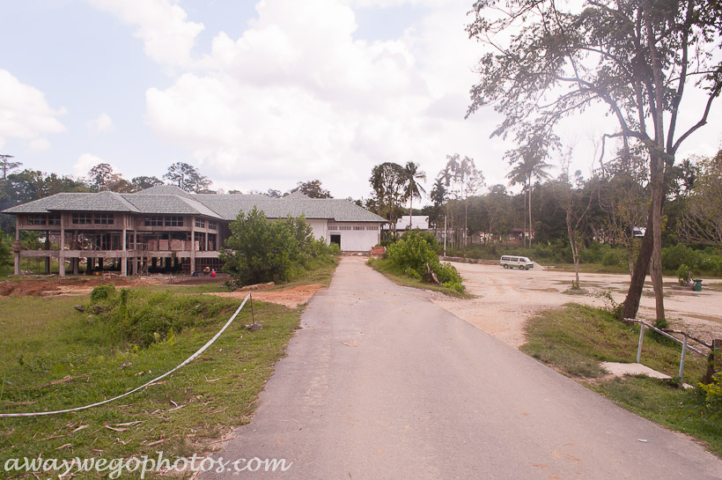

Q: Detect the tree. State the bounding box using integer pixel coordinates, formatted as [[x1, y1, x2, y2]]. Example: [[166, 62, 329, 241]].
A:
[[678, 150, 722, 246], [369, 162, 407, 230], [220, 208, 335, 285], [505, 132, 553, 247], [558, 150, 597, 288], [87, 163, 115, 191], [291, 180, 333, 198], [0, 155, 22, 181], [266, 189, 282, 198], [131, 176, 163, 192], [220, 208, 301, 285], [402, 162, 426, 228], [598, 147, 649, 278], [439, 154, 484, 246], [466, 0, 722, 321], [163, 162, 212, 193]]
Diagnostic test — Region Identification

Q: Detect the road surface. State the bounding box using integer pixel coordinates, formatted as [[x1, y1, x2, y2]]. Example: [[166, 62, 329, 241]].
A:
[[201, 257, 722, 479]]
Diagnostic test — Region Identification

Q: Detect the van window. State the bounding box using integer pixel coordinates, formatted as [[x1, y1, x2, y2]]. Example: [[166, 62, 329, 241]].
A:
[[510, 257, 518, 262], [501, 256, 510, 261]]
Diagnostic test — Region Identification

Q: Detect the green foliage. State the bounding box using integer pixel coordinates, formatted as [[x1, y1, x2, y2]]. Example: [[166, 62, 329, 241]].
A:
[[0, 292, 302, 470], [90, 284, 116, 303], [522, 304, 706, 379], [220, 208, 338, 287], [87, 288, 238, 348], [700, 373, 722, 414], [662, 244, 722, 276], [677, 264, 692, 285], [386, 231, 464, 293], [0, 232, 11, 266]]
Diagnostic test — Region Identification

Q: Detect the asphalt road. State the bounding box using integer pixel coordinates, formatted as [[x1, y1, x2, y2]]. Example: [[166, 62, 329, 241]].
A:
[[201, 257, 722, 479]]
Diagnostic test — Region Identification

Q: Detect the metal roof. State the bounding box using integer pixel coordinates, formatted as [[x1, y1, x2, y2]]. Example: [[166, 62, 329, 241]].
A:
[[4, 188, 386, 223]]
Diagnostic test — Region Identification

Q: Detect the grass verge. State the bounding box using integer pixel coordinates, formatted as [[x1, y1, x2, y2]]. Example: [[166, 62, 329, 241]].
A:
[[366, 257, 470, 298], [0, 290, 301, 479], [522, 303, 721, 457]]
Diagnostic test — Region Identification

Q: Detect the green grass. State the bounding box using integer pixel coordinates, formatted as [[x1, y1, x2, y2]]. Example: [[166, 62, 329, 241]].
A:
[[366, 257, 470, 298], [591, 376, 722, 457], [522, 303, 721, 457], [0, 291, 302, 479]]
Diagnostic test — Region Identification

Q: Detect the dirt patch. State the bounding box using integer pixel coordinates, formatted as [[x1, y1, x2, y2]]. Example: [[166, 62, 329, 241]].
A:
[[431, 262, 722, 349], [0, 276, 167, 297], [209, 284, 326, 308]]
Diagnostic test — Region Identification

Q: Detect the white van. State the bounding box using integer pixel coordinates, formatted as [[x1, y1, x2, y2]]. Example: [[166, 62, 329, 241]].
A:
[[500, 256, 534, 270]]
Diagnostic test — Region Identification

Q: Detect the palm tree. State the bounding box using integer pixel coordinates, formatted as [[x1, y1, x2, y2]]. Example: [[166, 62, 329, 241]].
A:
[[507, 154, 551, 247], [403, 162, 426, 229]]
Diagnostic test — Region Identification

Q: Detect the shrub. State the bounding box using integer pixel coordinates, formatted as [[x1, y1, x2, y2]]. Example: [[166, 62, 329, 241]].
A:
[[386, 232, 464, 293], [90, 284, 116, 303], [700, 373, 722, 415], [220, 208, 338, 286], [602, 250, 623, 267], [88, 288, 237, 348]]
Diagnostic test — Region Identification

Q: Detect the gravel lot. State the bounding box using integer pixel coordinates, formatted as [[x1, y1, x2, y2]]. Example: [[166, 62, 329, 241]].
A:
[[431, 262, 722, 348]]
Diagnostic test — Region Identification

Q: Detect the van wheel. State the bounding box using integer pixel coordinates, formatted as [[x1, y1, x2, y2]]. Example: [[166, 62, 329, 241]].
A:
[[503, 264, 508, 269]]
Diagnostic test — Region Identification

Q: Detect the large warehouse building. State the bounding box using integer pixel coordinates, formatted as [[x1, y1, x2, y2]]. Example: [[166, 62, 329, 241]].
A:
[[3, 185, 386, 276]]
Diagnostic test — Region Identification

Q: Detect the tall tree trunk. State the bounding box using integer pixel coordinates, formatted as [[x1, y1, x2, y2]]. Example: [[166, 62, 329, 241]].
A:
[[650, 151, 666, 321], [622, 207, 656, 319], [528, 178, 533, 248]]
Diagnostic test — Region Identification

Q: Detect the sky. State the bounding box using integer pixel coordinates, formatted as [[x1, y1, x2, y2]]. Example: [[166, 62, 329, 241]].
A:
[[1, 0, 721, 202]]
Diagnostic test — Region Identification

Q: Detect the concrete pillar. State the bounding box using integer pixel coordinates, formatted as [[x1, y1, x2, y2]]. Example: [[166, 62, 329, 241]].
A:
[[44, 231, 51, 274], [13, 218, 20, 275], [190, 218, 196, 274], [59, 215, 66, 277], [121, 217, 127, 276]]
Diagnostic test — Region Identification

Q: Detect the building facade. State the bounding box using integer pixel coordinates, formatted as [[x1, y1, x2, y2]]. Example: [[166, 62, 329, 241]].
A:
[[3, 186, 386, 276]]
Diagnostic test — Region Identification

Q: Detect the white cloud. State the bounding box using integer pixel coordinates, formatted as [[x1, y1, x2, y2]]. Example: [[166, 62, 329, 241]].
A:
[[143, 0, 497, 197], [29, 138, 52, 151], [0, 69, 66, 150], [86, 0, 204, 67], [87, 113, 114, 133], [74, 153, 108, 178]]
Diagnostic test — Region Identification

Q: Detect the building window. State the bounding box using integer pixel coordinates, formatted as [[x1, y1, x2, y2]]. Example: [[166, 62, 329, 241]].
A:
[[165, 216, 184, 227], [144, 216, 163, 226], [26, 215, 46, 225], [195, 218, 205, 228], [366, 226, 379, 231], [94, 213, 114, 224], [328, 225, 339, 231], [338, 226, 352, 231], [208, 221, 217, 230], [353, 226, 364, 231], [48, 215, 60, 225], [72, 213, 92, 224]]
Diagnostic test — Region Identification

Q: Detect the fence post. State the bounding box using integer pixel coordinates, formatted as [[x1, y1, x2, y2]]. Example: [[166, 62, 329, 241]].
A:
[[679, 334, 688, 381], [636, 324, 645, 364]]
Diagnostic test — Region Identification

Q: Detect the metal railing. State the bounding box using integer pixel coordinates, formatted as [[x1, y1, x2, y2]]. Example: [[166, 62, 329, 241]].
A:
[[624, 318, 715, 382]]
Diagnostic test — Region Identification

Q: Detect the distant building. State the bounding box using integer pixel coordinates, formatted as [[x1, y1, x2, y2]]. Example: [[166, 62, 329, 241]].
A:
[[3, 186, 386, 276], [381, 216, 432, 234]]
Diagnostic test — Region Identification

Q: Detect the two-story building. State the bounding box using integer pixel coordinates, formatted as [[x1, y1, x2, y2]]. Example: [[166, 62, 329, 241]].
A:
[[3, 185, 386, 276]]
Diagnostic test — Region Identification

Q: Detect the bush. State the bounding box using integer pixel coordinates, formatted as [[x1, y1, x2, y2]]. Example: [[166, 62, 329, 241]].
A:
[[602, 250, 623, 267], [386, 232, 464, 293], [700, 373, 722, 416], [87, 288, 237, 348], [220, 208, 338, 286], [90, 284, 116, 303]]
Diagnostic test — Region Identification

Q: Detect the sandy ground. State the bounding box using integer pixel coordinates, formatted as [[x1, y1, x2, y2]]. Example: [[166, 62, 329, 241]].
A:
[[430, 262, 722, 349], [0, 275, 324, 309], [209, 284, 326, 308]]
